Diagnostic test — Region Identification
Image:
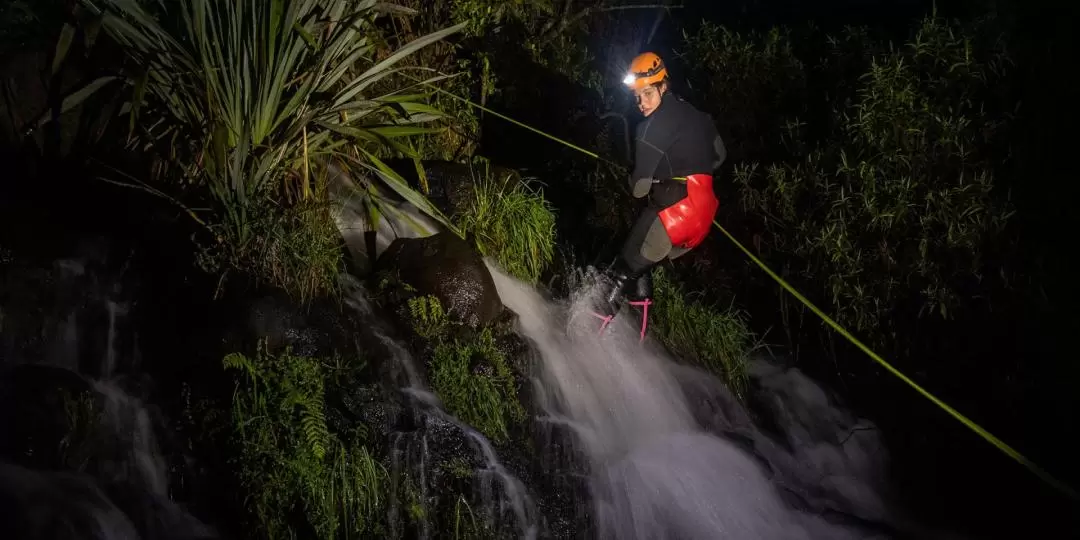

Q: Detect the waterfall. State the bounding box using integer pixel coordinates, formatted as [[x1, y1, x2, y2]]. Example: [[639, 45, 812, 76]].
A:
[[488, 262, 903, 540]]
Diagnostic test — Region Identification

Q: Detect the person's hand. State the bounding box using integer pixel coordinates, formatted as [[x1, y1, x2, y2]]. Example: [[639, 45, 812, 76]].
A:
[[630, 177, 654, 198]]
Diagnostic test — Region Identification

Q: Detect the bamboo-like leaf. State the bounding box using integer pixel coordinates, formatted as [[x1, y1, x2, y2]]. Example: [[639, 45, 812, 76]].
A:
[[52, 23, 78, 75], [302, 126, 311, 199], [362, 194, 382, 231], [333, 23, 466, 107], [128, 69, 148, 137], [368, 125, 442, 138], [352, 150, 460, 236], [374, 2, 418, 15], [414, 157, 428, 194], [354, 21, 465, 83], [35, 76, 122, 128]]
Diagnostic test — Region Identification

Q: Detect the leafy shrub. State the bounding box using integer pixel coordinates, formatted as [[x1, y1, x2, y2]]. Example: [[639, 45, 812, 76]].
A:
[[223, 346, 384, 539], [429, 328, 526, 444], [408, 294, 450, 340], [84, 0, 465, 299], [685, 15, 1017, 358], [405, 295, 525, 443]]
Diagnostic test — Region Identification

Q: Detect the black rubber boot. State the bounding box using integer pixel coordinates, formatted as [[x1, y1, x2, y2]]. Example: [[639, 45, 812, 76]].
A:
[[593, 259, 645, 318], [623, 270, 654, 342], [627, 271, 654, 303]]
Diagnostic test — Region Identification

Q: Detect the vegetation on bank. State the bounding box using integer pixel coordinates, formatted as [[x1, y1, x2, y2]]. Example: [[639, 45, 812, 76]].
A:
[[650, 268, 759, 396], [77, 0, 467, 301], [453, 163, 556, 284], [406, 293, 527, 445], [683, 15, 1018, 364], [223, 346, 385, 538]]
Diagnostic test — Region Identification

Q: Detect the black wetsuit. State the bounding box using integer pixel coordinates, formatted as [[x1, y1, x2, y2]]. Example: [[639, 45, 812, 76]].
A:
[[621, 95, 726, 273], [630, 95, 726, 208], [590, 93, 725, 332]]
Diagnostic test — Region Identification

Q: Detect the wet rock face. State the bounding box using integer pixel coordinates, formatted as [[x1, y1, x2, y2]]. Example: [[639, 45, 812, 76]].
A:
[[379, 232, 503, 327], [0, 364, 98, 469]]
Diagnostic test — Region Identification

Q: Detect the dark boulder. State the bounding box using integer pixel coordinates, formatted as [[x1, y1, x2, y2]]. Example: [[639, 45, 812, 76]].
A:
[[378, 232, 503, 327]]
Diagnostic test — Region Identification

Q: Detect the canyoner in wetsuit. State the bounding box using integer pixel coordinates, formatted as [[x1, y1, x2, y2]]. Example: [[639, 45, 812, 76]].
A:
[[591, 52, 726, 340]]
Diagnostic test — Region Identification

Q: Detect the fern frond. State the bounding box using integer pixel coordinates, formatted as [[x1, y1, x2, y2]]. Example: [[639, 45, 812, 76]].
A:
[[299, 381, 330, 461], [408, 294, 449, 340], [223, 352, 260, 382]]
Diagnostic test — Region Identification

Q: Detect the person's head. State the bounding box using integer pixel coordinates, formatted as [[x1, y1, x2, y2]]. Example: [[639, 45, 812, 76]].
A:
[[623, 52, 669, 117]]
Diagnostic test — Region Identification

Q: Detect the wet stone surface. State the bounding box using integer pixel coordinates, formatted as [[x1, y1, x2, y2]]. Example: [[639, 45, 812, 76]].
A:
[[379, 232, 504, 327]]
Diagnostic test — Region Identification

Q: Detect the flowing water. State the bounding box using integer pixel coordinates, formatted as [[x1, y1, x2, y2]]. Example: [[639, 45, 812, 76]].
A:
[[0, 193, 917, 538], [488, 262, 902, 540], [340, 275, 541, 539], [0, 250, 214, 540]]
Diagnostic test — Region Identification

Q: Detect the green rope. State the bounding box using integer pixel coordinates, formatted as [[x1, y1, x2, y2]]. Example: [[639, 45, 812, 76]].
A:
[[410, 75, 1079, 500], [422, 82, 604, 161], [711, 219, 1079, 501]]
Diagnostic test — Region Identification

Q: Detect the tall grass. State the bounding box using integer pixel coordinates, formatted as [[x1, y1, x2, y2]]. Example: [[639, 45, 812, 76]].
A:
[[82, 0, 465, 299], [455, 162, 556, 284], [650, 268, 759, 395]]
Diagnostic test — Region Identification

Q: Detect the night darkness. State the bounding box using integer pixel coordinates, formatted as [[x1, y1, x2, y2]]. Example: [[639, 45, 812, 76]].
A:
[[2, 0, 1079, 538]]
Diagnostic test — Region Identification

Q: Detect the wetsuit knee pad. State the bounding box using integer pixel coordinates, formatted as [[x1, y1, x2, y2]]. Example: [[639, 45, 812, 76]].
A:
[[620, 210, 672, 273]]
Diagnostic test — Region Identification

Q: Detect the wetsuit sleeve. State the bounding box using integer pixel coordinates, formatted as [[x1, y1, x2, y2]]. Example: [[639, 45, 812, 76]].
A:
[[629, 112, 674, 198], [632, 120, 669, 182]]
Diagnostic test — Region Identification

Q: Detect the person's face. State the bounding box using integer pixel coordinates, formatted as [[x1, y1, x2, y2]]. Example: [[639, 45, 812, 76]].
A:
[[633, 83, 665, 116]]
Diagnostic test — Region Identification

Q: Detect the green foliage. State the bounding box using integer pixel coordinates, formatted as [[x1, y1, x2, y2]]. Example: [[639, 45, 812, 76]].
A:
[[83, 0, 464, 299], [384, 0, 632, 162], [406, 294, 525, 444], [454, 161, 556, 284], [442, 456, 474, 480], [223, 346, 385, 539], [685, 15, 1017, 357], [404, 292, 527, 443], [650, 268, 757, 395], [430, 327, 526, 444], [452, 495, 493, 540], [682, 23, 806, 162], [195, 198, 344, 303], [58, 389, 103, 472], [408, 295, 450, 340]]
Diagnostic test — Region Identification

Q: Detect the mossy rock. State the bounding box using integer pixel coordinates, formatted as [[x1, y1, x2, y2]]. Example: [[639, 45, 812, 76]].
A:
[[378, 232, 503, 327]]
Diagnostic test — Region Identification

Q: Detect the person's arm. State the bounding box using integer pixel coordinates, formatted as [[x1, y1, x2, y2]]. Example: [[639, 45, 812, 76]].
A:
[[629, 114, 672, 198]]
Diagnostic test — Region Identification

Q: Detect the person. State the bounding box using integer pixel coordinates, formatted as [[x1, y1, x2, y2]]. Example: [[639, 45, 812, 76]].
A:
[[590, 51, 727, 341]]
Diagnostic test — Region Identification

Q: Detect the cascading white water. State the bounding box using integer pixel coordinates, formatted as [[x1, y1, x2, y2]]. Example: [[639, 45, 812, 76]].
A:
[[1, 250, 215, 540], [339, 275, 540, 539], [487, 262, 894, 540]]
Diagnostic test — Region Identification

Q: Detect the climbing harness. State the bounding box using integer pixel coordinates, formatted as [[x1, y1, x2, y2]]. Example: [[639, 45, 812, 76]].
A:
[[404, 71, 1079, 501]]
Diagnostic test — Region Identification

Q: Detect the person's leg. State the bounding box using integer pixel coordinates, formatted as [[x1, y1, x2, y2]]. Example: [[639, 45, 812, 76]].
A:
[[605, 210, 670, 306], [591, 210, 672, 338], [667, 246, 690, 261], [619, 209, 672, 274]]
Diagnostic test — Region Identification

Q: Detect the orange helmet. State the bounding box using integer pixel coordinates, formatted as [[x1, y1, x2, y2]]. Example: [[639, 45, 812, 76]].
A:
[[623, 52, 668, 90]]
